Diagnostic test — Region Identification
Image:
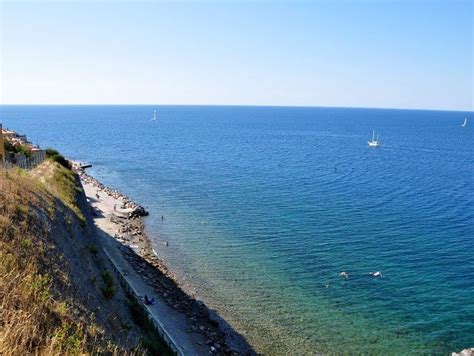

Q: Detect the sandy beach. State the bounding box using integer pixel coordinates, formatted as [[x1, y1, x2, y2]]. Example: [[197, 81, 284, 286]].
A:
[[77, 167, 253, 355]]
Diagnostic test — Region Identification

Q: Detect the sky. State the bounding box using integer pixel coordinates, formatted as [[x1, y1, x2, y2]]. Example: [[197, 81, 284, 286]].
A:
[[0, 0, 472, 110]]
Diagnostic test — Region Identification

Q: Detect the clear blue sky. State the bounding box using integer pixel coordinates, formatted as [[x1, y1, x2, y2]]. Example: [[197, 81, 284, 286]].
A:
[[1, 0, 472, 110]]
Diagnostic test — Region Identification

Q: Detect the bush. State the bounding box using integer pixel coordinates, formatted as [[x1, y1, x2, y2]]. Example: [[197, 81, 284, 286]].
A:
[[87, 244, 98, 255], [51, 165, 86, 227], [45, 148, 70, 169], [45, 148, 59, 157], [127, 296, 176, 356], [100, 270, 115, 300], [4, 140, 32, 157], [128, 297, 155, 333]]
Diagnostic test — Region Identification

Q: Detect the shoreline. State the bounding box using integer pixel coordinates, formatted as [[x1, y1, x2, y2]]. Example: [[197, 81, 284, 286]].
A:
[[74, 164, 255, 355]]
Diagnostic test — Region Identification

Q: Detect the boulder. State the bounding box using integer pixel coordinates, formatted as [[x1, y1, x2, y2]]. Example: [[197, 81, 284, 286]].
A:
[[452, 349, 474, 356]]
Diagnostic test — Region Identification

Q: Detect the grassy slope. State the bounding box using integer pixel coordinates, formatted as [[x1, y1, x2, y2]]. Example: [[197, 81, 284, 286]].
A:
[[0, 162, 143, 355]]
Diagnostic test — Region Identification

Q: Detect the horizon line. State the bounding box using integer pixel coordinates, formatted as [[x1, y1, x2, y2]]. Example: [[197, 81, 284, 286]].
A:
[[0, 103, 472, 113]]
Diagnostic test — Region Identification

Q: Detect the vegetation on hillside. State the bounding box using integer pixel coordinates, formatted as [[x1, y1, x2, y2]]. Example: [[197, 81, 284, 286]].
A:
[[3, 140, 32, 157], [45, 148, 70, 169], [0, 168, 101, 353], [0, 164, 136, 354], [127, 296, 176, 356], [51, 164, 86, 227], [1, 161, 177, 355]]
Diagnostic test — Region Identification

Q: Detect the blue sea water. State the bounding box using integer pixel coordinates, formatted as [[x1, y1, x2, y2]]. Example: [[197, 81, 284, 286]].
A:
[[1, 105, 473, 354]]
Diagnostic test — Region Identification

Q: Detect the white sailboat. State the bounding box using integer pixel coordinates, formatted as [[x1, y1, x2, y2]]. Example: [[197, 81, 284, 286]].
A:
[[151, 110, 157, 122], [461, 117, 467, 127], [368, 130, 381, 147]]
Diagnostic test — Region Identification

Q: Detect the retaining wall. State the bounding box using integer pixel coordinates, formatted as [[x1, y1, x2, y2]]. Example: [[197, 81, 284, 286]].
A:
[[101, 248, 184, 356]]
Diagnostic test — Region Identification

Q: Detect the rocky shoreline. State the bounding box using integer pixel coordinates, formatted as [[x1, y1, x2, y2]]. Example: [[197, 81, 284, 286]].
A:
[[76, 168, 149, 218], [74, 165, 254, 355]]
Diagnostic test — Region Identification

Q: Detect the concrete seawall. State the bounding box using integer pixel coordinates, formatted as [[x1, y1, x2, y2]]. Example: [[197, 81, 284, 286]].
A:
[[101, 247, 184, 355]]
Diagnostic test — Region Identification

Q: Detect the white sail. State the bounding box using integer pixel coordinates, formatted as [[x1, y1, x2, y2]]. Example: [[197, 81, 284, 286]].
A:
[[368, 130, 380, 147], [462, 117, 467, 127]]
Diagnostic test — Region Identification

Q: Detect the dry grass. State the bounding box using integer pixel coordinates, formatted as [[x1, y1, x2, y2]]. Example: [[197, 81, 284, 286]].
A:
[[0, 166, 125, 355], [31, 160, 86, 227]]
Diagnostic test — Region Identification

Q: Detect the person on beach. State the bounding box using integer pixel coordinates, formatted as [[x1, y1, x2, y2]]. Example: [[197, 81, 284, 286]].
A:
[[114, 204, 116, 211], [144, 295, 155, 305]]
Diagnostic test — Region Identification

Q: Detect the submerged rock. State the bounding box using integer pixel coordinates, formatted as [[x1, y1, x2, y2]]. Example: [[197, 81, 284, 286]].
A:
[[129, 206, 149, 218]]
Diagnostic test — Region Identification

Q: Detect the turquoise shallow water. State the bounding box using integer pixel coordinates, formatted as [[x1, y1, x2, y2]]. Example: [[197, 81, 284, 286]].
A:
[[1, 105, 473, 354]]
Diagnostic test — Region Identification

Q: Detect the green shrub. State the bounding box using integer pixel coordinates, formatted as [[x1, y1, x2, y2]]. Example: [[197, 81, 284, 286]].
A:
[[51, 165, 86, 227], [127, 296, 176, 356], [45, 148, 70, 169], [128, 297, 155, 333], [87, 244, 98, 255], [142, 337, 170, 356], [45, 148, 60, 157], [4, 140, 32, 157], [100, 270, 115, 300]]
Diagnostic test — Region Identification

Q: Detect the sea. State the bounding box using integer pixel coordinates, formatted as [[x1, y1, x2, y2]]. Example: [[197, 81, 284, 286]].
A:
[[1, 105, 472, 355]]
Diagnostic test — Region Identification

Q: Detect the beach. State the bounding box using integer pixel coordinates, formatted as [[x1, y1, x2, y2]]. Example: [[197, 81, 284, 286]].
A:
[[76, 166, 254, 355]]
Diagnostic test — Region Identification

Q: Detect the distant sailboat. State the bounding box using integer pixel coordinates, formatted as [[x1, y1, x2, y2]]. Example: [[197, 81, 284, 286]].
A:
[[368, 130, 381, 147], [461, 117, 467, 127], [151, 110, 157, 122]]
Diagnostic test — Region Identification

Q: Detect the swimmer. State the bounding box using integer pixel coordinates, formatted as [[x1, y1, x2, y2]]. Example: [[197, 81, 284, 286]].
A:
[[340, 271, 349, 279]]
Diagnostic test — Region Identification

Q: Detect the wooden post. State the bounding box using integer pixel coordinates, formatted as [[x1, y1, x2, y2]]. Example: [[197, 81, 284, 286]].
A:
[[0, 123, 5, 163]]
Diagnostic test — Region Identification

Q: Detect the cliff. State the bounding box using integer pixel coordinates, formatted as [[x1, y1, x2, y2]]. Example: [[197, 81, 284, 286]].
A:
[[0, 161, 171, 354]]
